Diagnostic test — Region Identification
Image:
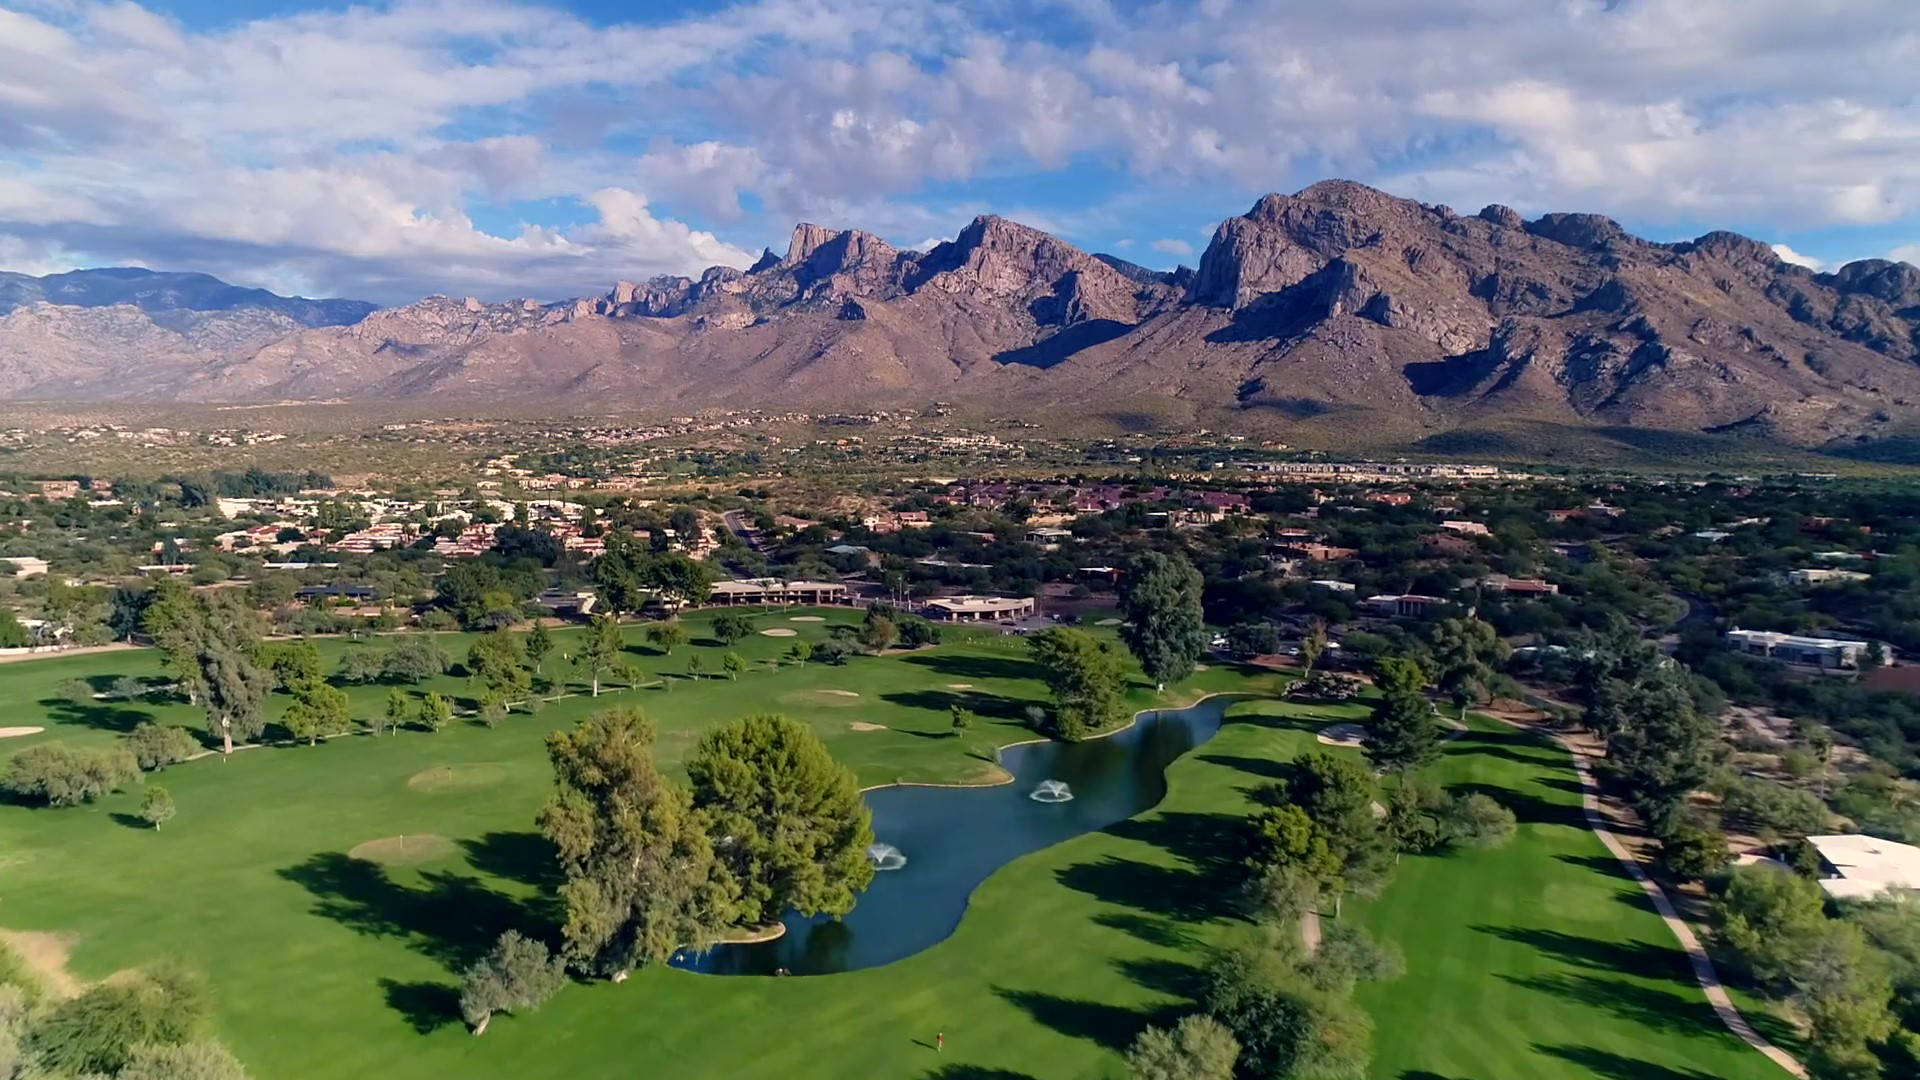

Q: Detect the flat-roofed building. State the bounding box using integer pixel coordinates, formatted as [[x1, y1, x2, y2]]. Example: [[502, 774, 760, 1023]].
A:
[[923, 595, 1036, 622], [1726, 628, 1871, 670], [1805, 834, 1920, 900], [1364, 594, 1445, 618], [1, 556, 49, 578], [708, 579, 851, 606]]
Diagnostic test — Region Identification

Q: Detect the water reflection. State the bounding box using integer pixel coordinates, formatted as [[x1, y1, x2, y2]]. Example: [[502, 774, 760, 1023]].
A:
[[677, 696, 1238, 976]]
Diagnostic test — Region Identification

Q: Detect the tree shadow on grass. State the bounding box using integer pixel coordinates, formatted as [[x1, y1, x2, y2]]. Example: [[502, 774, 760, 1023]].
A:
[[1554, 852, 1631, 877], [461, 831, 562, 891], [900, 652, 1040, 683], [1448, 731, 1564, 768], [1472, 925, 1691, 984], [1451, 781, 1583, 829], [379, 978, 461, 1034], [1106, 810, 1244, 875], [109, 812, 152, 830], [1092, 911, 1198, 950], [1533, 1043, 1721, 1080], [1055, 856, 1237, 923], [990, 988, 1158, 1051], [1503, 971, 1723, 1036], [919, 1067, 1041, 1080], [1196, 752, 1293, 780], [38, 696, 153, 734], [883, 689, 1029, 723], [279, 852, 551, 971], [1228, 708, 1331, 735], [1113, 956, 1206, 1002]]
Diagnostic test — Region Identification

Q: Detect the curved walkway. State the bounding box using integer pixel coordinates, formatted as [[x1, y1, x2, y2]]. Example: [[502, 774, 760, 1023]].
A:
[[1510, 717, 1806, 1077]]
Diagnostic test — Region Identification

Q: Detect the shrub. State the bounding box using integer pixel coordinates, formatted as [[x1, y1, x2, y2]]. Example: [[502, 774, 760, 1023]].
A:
[[383, 637, 452, 683], [1442, 793, 1517, 850], [1126, 1014, 1239, 1080], [2, 743, 140, 807], [26, 962, 210, 1074], [58, 677, 94, 705], [118, 1041, 249, 1080], [125, 723, 201, 771], [459, 931, 566, 1035]]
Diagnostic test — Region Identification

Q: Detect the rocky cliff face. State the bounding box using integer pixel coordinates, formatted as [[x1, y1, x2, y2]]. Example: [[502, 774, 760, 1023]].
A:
[[2, 183, 1918, 448]]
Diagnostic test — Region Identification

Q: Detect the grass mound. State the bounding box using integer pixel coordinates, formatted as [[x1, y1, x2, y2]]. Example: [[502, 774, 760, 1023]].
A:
[[346, 834, 456, 866], [405, 763, 508, 793]]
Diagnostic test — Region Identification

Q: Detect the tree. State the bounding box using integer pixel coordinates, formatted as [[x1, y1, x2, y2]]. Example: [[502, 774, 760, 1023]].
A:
[[785, 640, 813, 667], [721, 652, 745, 680], [335, 646, 385, 685], [26, 962, 211, 1075], [1118, 551, 1207, 689], [418, 691, 453, 732], [125, 723, 199, 770], [711, 611, 755, 645], [647, 621, 689, 656], [377, 690, 409, 736], [282, 678, 352, 745], [1429, 616, 1507, 720], [950, 704, 972, 734], [1304, 923, 1404, 995], [2, 743, 140, 807], [1365, 664, 1443, 775], [1659, 822, 1731, 882], [458, 930, 566, 1035], [538, 709, 735, 977], [1715, 863, 1830, 987], [1126, 1014, 1240, 1080], [1440, 793, 1516, 849], [1027, 627, 1129, 741], [687, 653, 705, 680], [196, 604, 272, 755], [141, 785, 176, 830], [0, 609, 28, 649], [579, 614, 624, 698], [1226, 621, 1280, 658], [260, 640, 322, 690], [381, 637, 451, 683], [525, 621, 554, 675], [1301, 617, 1329, 676], [467, 630, 531, 704], [1201, 945, 1373, 1080], [648, 553, 712, 608], [117, 1041, 249, 1080], [687, 713, 874, 928], [813, 639, 851, 666], [479, 692, 508, 728], [1605, 668, 1721, 835]]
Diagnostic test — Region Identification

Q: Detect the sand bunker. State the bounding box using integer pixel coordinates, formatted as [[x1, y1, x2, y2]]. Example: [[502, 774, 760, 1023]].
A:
[[0, 727, 44, 739], [1096, 617, 1123, 626], [820, 689, 860, 697], [348, 834, 456, 866], [788, 615, 826, 622], [779, 690, 864, 709], [1317, 723, 1368, 748], [406, 763, 507, 793], [945, 683, 974, 690], [760, 628, 798, 637], [849, 722, 888, 732]]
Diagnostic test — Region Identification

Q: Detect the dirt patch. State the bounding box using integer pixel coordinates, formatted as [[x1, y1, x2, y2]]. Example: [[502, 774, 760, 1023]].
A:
[[0, 727, 45, 739], [760, 627, 798, 637], [788, 615, 826, 622], [0, 929, 82, 998], [406, 764, 507, 793], [945, 683, 974, 690], [849, 722, 888, 732], [348, 834, 457, 866], [1317, 723, 1367, 748]]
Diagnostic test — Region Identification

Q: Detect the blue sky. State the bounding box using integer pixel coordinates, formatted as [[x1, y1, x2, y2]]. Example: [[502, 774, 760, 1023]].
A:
[[1, 0, 1915, 304]]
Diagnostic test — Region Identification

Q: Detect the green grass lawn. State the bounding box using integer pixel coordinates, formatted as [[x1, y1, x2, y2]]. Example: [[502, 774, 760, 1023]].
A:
[[0, 622, 1789, 1079]]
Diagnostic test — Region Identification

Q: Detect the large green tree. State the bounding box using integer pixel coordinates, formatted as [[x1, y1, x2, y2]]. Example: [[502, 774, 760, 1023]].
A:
[[1364, 657, 1442, 775], [1605, 668, 1721, 835], [1027, 627, 1129, 741], [1118, 551, 1208, 689], [578, 613, 624, 697], [466, 630, 531, 703], [194, 600, 271, 755], [282, 678, 352, 745], [687, 713, 874, 927], [1428, 616, 1507, 720], [538, 709, 736, 977]]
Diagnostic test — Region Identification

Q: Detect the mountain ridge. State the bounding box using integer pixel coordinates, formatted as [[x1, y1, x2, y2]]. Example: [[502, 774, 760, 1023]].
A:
[[2, 182, 1917, 449]]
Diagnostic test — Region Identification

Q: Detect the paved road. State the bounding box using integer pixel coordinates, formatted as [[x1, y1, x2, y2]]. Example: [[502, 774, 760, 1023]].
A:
[[721, 509, 762, 551]]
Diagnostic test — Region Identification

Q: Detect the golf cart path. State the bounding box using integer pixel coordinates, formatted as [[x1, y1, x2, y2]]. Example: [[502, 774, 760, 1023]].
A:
[[1495, 712, 1806, 1078]]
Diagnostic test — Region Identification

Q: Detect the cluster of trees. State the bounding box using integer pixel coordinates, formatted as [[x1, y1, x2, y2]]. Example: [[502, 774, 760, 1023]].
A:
[[592, 534, 712, 614], [536, 709, 873, 988], [1573, 622, 1725, 838], [1712, 866, 1920, 1079], [0, 953, 248, 1078]]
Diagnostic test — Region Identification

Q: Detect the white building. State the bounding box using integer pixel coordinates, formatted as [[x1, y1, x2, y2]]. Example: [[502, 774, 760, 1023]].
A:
[[923, 595, 1036, 622], [1726, 628, 1871, 670], [0, 557, 48, 578], [1805, 835, 1920, 900]]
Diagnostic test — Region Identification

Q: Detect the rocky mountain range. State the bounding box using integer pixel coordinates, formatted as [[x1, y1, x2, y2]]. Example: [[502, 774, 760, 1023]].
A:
[[2, 183, 1918, 448]]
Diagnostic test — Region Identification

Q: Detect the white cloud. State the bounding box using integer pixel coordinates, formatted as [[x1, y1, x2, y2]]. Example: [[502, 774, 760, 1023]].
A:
[[4, 0, 1920, 301], [1151, 238, 1194, 257], [1771, 244, 1825, 270], [1893, 244, 1920, 267]]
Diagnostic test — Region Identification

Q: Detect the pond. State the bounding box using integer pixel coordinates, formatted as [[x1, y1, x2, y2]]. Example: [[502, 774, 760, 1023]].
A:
[[676, 695, 1241, 976]]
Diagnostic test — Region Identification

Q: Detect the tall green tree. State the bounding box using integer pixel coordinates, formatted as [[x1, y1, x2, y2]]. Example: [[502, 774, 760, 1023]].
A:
[[417, 691, 453, 732], [711, 611, 755, 645], [646, 621, 688, 656], [282, 678, 352, 745], [1428, 617, 1507, 720], [1118, 551, 1208, 690], [458, 930, 566, 1036], [721, 652, 745, 680], [1364, 657, 1442, 775], [1126, 1014, 1240, 1080], [195, 600, 271, 755], [1027, 627, 1129, 741], [379, 689, 410, 736], [1301, 617, 1329, 676], [1605, 668, 1721, 835], [525, 621, 554, 676], [466, 630, 531, 703], [539, 709, 735, 978], [579, 614, 624, 697], [687, 713, 875, 927]]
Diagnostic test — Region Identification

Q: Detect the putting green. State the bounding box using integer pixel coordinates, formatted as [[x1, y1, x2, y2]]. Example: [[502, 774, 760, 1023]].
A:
[[406, 763, 509, 793], [346, 833, 456, 866]]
